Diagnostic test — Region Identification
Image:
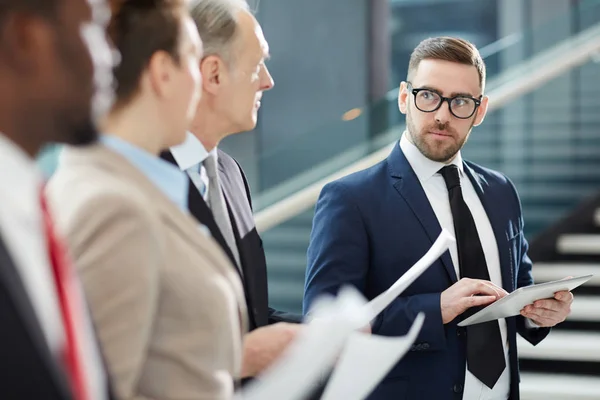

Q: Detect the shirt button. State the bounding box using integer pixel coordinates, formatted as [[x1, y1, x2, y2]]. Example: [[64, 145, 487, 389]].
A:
[[457, 328, 464, 337], [453, 383, 463, 393]]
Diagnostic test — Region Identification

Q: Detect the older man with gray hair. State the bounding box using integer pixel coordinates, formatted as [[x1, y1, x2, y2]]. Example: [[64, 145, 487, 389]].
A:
[[161, 0, 303, 381]]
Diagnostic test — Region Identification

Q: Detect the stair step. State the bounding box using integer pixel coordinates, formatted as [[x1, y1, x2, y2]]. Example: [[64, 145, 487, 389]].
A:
[[533, 263, 600, 285], [265, 252, 307, 270], [566, 296, 600, 322], [518, 331, 600, 362], [267, 280, 304, 313], [557, 234, 600, 255], [520, 372, 600, 400]]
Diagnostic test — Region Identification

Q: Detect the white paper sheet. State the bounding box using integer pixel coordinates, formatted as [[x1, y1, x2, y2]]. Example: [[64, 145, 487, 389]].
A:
[[362, 229, 455, 323], [238, 286, 370, 400], [321, 313, 425, 400]]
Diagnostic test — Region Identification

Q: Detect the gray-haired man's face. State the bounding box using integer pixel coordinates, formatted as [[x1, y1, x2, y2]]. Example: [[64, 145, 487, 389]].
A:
[[216, 11, 274, 133]]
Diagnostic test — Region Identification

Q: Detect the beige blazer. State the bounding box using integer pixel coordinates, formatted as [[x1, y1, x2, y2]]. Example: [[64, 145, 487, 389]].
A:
[[46, 143, 248, 400]]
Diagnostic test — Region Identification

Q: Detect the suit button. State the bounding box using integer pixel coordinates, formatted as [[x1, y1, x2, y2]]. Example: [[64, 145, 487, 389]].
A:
[[421, 342, 430, 350], [453, 383, 463, 393]]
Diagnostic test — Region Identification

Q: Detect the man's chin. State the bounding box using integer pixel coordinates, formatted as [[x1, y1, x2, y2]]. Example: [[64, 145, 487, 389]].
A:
[[237, 118, 258, 133], [420, 143, 458, 163]]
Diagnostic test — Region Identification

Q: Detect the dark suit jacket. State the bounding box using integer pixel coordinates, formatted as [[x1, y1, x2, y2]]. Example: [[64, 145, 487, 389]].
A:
[[0, 235, 114, 400], [162, 150, 301, 331], [303, 142, 550, 400]]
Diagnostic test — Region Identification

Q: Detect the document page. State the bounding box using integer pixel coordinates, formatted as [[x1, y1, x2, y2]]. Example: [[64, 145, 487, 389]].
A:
[[321, 313, 425, 400]]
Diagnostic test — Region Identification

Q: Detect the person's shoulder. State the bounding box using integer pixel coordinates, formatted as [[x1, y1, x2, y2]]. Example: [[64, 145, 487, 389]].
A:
[[324, 158, 389, 194], [217, 149, 241, 174], [47, 147, 159, 234], [464, 159, 522, 212], [465, 159, 513, 188]]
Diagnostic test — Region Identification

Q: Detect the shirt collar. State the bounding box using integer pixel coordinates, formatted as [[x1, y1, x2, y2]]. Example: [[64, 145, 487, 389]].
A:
[[100, 135, 189, 211], [399, 131, 464, 183], [169, 131, 218, 172], [0, 133, 42, 218]]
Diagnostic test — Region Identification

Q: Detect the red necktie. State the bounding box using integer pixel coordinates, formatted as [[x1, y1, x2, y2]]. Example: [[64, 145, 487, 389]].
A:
[[40, 192, 89, 400]]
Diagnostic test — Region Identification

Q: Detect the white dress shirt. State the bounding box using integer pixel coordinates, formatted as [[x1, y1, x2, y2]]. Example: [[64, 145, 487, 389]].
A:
[[400, 133, 510, 400], [170, 131, 216, 200], [170, 132, 227, 239], [0, 134, 107, 400]]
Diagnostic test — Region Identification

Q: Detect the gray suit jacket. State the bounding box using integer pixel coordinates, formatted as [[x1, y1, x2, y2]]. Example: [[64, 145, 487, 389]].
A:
[[46, 144, 247, 400]]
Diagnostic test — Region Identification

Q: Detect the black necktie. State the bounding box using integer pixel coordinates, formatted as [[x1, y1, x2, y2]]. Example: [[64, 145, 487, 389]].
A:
[[440, 164, 506, 389]]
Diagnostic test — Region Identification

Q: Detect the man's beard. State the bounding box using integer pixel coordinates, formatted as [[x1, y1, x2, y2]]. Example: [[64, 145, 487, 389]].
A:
[[406, 107, 473, 162], [54, 27, 102, 147]]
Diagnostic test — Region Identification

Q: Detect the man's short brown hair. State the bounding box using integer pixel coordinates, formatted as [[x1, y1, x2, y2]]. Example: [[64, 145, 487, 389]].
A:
[[108, 0, 187, 107], [408, 36, 486, 91]]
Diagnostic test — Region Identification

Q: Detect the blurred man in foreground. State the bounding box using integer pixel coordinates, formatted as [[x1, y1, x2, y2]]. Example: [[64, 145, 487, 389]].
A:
[[0, 0, 115, 398]]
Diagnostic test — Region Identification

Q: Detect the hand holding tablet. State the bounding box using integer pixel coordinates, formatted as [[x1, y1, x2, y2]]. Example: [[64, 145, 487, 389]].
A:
[[457, 275, 592, 327]]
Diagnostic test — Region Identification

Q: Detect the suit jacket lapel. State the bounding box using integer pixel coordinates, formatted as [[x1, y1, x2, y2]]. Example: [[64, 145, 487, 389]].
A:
[[187, 177, 241, 271], [388, 143, 458, 283], [221, 192, 244, 266], [217, 157, 248, 273], [0, 235, 72, 398], [464, 164, 515, 292]]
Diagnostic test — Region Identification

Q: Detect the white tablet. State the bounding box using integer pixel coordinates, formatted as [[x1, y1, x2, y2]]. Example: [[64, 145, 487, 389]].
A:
[[457, 275, 593, 327]]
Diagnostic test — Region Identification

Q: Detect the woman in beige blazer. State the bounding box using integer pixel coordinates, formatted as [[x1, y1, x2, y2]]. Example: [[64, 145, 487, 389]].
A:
[[46, 1, 247, 399]]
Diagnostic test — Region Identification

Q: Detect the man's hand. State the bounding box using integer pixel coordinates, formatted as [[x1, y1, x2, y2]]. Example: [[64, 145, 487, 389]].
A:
[[520, 290, 573, 327], [441, 278, 508, 324], [241, 322, 303, 378], [359, 323, 372, 334]]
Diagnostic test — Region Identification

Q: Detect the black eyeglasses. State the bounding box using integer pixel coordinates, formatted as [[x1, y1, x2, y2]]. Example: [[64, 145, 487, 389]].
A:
[[407, 83, 482, 119]]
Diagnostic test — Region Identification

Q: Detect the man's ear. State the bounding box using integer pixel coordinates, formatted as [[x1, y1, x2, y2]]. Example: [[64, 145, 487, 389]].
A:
[[200, 55, 227, 95], [0, 13, 55, 75], [473, 95, 489, 127], [398, 81, 409, 115]]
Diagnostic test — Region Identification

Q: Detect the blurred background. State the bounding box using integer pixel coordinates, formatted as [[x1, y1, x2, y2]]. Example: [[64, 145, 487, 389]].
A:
[[39, 0, 600, 398]]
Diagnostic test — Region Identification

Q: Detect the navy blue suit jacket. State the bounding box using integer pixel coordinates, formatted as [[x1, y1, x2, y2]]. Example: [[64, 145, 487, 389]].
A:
[[303, 142, 549, 400]]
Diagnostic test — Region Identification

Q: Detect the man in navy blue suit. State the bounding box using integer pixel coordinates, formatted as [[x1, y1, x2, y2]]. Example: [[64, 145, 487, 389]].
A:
[[303, 37, 574, 400]]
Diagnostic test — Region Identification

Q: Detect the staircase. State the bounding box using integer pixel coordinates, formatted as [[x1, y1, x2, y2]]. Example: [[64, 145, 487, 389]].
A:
[[519, 203, 600, 399], [263, 210, 312, 313]]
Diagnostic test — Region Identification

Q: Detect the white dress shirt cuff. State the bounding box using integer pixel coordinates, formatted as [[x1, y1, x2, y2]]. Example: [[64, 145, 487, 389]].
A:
[[525, 318, 541, 329]]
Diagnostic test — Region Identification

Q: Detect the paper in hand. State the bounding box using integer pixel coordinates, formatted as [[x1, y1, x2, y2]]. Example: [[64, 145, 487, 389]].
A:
[[362, 229, 455, 323], [238, 286, 370, 400]]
